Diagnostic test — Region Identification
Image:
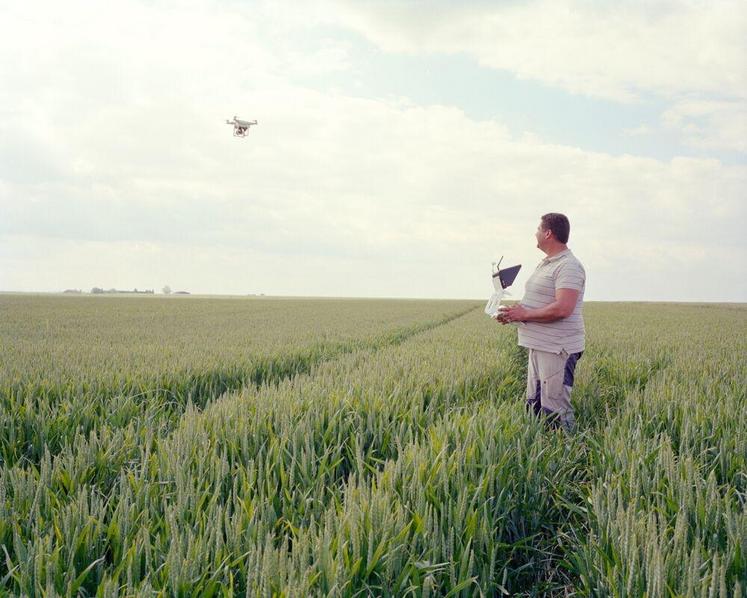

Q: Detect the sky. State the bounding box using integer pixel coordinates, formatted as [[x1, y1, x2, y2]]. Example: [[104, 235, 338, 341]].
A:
[[1, 0, 745, 301]]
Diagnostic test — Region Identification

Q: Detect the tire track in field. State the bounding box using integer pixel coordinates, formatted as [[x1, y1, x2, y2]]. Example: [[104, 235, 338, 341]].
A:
[[3, 305, 479, 471], [156, 304, 480, 413], [162, 303, 482, 437], [168, 303, 480, 416]]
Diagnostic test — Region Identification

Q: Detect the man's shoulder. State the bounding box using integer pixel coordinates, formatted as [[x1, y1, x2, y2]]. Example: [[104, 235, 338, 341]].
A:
[[546, 251, 583, 270], [558, 250, 585, 271], [553, 251, 585, 289]]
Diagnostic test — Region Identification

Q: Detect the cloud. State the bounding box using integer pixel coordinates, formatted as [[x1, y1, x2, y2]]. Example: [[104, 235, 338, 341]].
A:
[[663, 99, 747, 152], [323, 0, 747, 160], [327, 0, 747, 103], [622, 125, 651, 138], [1, 0, 745, 300], [3, 84, 744, 298]]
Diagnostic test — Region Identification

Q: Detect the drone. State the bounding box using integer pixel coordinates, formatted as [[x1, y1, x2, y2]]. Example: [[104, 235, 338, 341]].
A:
[[225, 116, 258, 137]]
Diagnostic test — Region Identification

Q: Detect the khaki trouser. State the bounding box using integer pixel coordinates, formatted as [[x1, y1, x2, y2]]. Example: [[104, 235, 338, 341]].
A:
[[526, 348, 583, 431]]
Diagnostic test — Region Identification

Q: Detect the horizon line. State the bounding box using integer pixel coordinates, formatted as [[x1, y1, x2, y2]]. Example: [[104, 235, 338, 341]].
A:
[[1, 290, 745, 305]]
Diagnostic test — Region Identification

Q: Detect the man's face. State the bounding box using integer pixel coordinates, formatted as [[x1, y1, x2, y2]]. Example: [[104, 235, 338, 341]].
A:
[[535, 222, 550, 250]]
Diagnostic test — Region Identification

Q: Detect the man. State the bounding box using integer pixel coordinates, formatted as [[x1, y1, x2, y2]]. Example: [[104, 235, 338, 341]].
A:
[[498, 213, 585, 431]]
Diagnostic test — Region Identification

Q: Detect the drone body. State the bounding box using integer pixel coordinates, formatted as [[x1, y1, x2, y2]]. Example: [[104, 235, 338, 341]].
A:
[[226, 116, 258, 137]]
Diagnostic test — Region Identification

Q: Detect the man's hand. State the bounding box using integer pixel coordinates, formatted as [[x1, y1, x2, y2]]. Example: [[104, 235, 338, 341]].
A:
[[495, 289, 580, 325], [495, 304, 529, 324], [493, 310, 509, 324]]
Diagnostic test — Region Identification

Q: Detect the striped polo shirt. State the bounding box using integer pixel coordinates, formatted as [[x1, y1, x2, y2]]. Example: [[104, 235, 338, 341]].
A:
[[517, 248, 586, 354]]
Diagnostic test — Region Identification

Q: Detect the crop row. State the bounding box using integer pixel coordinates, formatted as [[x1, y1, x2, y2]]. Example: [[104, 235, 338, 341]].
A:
[[570, 304, 746, 597], [2, 306, 549, 595], [0, 296, 475, 466], [1, 300, 744, 596]]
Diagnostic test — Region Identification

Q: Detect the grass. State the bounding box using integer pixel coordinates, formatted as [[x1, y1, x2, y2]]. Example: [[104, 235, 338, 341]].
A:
[[0, 296, 744, 596]]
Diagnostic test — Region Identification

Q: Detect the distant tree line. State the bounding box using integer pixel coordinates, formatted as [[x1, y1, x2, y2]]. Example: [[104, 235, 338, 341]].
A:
[[61, 287, 192, 295], [90, 288, 155, 294], [77, 287, 190, 295]]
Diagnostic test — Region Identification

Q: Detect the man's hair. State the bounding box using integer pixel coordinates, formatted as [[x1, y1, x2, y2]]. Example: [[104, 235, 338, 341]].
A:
[[540, 213, 570, 244]]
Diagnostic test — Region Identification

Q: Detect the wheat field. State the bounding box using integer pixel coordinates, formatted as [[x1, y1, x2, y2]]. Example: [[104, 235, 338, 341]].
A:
[[1, 295, 744, 596]]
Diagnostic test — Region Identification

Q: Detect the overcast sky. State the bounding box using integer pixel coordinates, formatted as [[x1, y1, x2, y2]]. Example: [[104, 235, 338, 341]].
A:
[[1, 0, 745, 301]]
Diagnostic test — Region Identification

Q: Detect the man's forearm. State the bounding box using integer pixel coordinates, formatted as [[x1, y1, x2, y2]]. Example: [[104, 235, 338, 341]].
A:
[[520, 301, 570, 323], [499, 291, 578, 325]]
